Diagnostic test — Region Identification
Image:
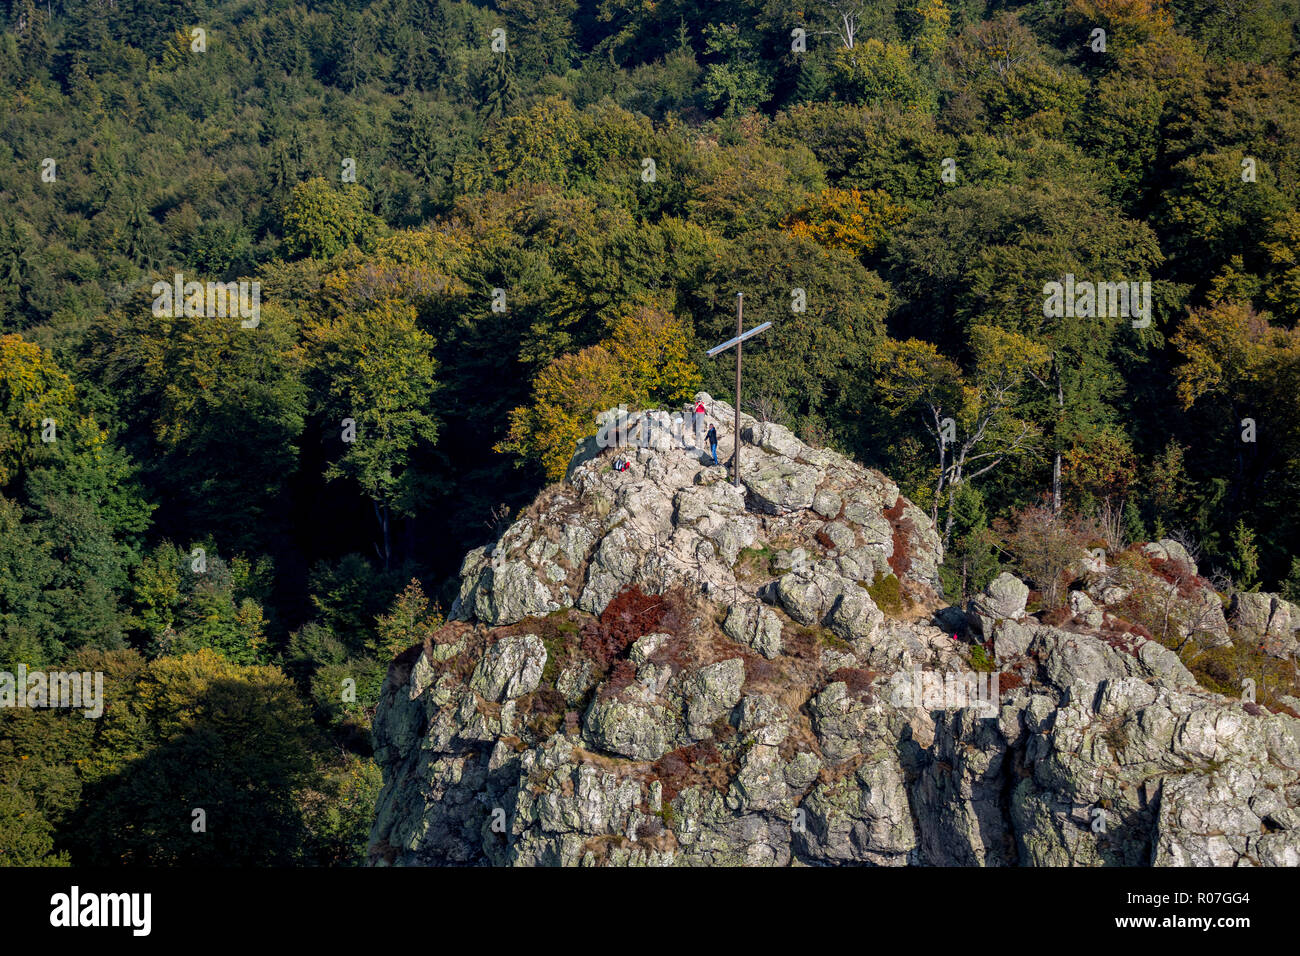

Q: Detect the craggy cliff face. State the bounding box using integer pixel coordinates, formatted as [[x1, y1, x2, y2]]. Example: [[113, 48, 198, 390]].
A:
[[368, 394, 1300, 867]]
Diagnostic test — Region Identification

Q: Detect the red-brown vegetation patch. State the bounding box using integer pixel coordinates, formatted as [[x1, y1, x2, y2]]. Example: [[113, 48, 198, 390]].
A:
[[998, 671, 1025, 692], [738, 649, 779, 688], [581, 586, 665, 673], [421, 621, 487, 683], [883, 497, 914, 577], [815, 752, 871, 786], [1096, 619, 1145, 657], [528, 689, 567, 716], [640, 592, 736, 677], [826, 666, 878, 697], [598, 659, 639, 701], [1101, 612, 1154, 642], [710, 715, 737, 743], [1144, 554, 1210, 600], [782, 625, 821, 662], [650, 741, 736, 802], [1041, 606, 1073, 627]]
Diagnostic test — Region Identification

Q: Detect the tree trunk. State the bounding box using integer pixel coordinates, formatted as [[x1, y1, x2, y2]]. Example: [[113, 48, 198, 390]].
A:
[[373, 500, 392, 570], [1051, 353, 1064, 514], [931, 433, 946, 527], [943, 480, 958, 547]]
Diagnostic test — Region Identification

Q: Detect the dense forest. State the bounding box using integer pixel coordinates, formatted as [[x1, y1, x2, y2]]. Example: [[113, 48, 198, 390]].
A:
[[2, 0, 1300, 865]]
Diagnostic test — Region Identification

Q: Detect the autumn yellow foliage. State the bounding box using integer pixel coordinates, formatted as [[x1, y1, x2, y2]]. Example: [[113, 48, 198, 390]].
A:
[[787, 187, 907, 258], [0, 333, 78, 486], [497, 306, 699, 480], [1173, 300, 1300, 414], [1066, 0, 1173, 47]]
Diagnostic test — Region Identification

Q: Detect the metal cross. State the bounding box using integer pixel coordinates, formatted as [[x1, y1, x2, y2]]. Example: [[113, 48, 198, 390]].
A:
[[706, 293, 771, 486]]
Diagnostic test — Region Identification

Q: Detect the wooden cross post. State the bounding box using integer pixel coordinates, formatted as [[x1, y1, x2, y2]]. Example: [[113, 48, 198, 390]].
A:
[[706, 293, 771, 487]]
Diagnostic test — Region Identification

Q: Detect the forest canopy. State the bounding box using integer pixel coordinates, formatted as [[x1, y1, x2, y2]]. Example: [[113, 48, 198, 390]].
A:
[[3, 0, 1300, 865]]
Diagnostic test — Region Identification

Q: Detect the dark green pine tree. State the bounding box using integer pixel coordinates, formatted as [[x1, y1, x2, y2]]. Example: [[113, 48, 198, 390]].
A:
[[938, 482, 1001, 604], [794, 53, 829, 104], [0, 214, 26, 325], [480, 50, 518, 123], [16, 0, 52, 75], [411, 0, 452, 81], [330, 11, 373, 93], [268, 140, 296, 193], [115, 188, 162, 268], [391, 96, 440, 184], [394, 25, 436, 93]]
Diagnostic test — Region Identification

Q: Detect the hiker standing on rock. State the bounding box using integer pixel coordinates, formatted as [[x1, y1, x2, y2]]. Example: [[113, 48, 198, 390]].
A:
[[707, 423, 719, 466]]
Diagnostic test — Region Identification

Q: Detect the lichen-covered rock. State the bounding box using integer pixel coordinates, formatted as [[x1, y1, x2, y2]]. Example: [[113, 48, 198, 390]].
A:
[[813, 490, 842, 518], [774, 567, 853, 626], [470, 634, 546, 701], [583, 689, 676, 761], [968, 572, 1029, 635], [723, 601, 783, 658], [827, 587, 884, 646], [742, 421, 805, 460], [1142, 538, 1199, 574], [743, 454, 820, 515], [473, 560, 564, 626], [675, 658, 745, 740], [369, 398, 1300, 868], [797, 759, 916, 865], [1231, 591, 1299, 658], [1069, 590, 1103, 628]]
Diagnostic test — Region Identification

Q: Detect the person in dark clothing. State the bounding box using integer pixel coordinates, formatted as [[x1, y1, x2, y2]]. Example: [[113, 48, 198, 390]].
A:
[[706, 424, 718, 465]]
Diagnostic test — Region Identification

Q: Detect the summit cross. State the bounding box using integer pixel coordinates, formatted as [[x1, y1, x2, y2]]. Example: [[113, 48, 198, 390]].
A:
[[705, 293, 771, 487]]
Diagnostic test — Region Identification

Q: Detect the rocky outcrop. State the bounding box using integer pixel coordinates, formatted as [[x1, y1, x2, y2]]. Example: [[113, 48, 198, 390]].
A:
[[369, 400, 1300, 867], [1071, 538, 1233, 650], [1231, 591, 1300, 659], [449, 394, 942, 629], [966, 571, 1029, 636]]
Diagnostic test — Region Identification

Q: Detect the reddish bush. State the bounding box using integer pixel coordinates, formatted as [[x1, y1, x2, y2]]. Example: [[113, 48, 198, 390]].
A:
[[1097, 626, 1143, 657], [998, 672, 1025, 692], [651, 741, 726, 802], [993, 502, 1093, 610], [1104, 615, 1154, 641], [884, 497, 914, 576], [1041, 606, 1073, 627], [783, 627, 819, 661], [827, 667, 876, 695], [529, 689, 567, 715], [1146, 555, 1207, 600], [598, 659, 638, 700], [580, 586, 664, 672]]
